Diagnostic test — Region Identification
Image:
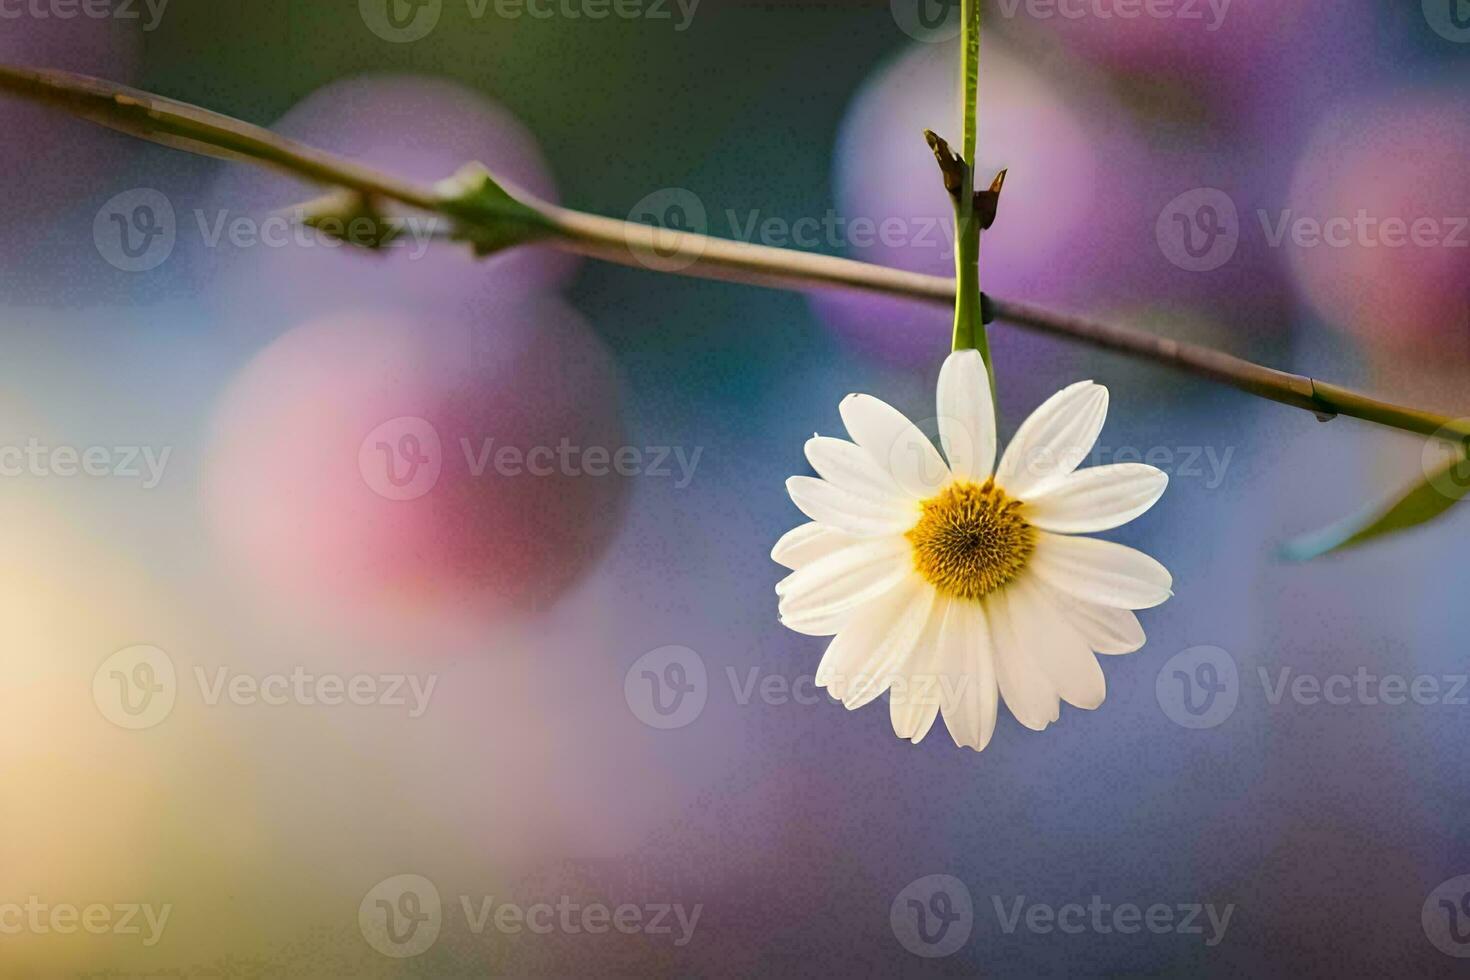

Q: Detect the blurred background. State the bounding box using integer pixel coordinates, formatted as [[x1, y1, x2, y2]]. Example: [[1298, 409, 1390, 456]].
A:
[[1, 0, 1468, 974]]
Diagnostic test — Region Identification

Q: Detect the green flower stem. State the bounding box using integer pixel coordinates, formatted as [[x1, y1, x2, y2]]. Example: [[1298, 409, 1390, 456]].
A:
[[949, 0, 996, 418], [2, 64, 1468, 445], [952, 0, 982, 355]]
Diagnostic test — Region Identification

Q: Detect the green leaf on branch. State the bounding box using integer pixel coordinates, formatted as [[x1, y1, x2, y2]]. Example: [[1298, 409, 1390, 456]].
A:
[[435, 162, 555, 257], [1281, 455, 1470, 561], [298, 190, 401, 249]]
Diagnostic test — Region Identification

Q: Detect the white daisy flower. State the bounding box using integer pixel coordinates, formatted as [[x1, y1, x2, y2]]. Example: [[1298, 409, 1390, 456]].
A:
[[772, 349, 1172, 751]]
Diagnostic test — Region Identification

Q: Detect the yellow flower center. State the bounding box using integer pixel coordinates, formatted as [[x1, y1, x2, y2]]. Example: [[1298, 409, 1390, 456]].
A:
[[906, 479, 1034, 601]]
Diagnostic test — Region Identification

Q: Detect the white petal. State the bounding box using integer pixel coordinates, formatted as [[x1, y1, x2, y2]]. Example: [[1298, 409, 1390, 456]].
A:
[[778, 607, 851, 637], [1024, 464, 1168, 534], [1040, 583, 1146, 654], [776, 536, 910, 629], [839, 393, 950, 499], [771, 522, 858, 571], [785, 476, 916, 538], [804, 436, 908, 506], [840, 583, 938, 710], [995, 381, 1108, 499], [936, 349, 997, 482], [1028, 532, 1173, 611], [986, 587, 1060, 731], [936, 598, 999, 752], [813, 575, 927, 704], [1010, 577, 1106, 710], [888, 595, 951, 744]]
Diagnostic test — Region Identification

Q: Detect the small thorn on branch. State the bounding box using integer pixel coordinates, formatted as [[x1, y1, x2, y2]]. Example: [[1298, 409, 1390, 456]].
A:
[[924, 129, 967, 197], [926, 131, 1008, 232], [975, 168, 1006, 230]]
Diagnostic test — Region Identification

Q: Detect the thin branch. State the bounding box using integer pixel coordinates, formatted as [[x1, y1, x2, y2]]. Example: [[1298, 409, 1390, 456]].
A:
[[1, 64, 1466, 443]]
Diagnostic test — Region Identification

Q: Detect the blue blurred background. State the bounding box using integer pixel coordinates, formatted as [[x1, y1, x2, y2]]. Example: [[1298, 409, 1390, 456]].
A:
[[1, 0, 1469, 974]]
